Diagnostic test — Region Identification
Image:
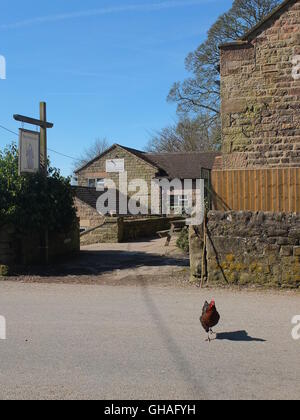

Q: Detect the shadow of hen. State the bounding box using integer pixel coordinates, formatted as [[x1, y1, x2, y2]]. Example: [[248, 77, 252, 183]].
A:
[[216, 330, 266, 342]]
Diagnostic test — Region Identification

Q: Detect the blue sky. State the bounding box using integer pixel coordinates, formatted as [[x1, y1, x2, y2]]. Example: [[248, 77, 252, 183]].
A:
[[0, 0, 233, 176]]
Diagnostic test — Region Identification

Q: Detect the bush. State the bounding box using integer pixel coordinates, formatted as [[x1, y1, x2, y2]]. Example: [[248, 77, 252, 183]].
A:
[[176, 227, 189, 254], [0, 143, 77, 233]]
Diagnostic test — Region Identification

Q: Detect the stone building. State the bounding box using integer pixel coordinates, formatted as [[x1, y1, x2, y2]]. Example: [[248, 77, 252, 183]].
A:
[[74, 144, 220, 227], [190, 0, 300, 288], [218, 0, 300, 169]]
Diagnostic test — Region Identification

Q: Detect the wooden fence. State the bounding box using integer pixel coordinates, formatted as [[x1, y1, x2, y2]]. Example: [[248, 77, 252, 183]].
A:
[[211, 168, 300, 213]]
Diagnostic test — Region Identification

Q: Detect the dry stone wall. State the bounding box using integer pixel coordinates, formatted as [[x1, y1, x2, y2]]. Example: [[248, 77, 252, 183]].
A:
[[190, 211, 300, 288]]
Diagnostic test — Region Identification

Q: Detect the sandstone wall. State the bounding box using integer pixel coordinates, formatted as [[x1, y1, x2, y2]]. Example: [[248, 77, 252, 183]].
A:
[[190, 211, 300, 288], [0, 225, 18, 267], [0, 224, 80, 271], [122, 217, 174, 241], [220, 0, 300, 168], [75, 197, 104, 229], [80, 216, 178, 245], [80, 218, 122, 246]]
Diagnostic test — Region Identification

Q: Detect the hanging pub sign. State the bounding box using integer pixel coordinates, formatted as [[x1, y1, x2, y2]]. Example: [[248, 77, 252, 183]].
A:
[[18, 129, 40, 175]]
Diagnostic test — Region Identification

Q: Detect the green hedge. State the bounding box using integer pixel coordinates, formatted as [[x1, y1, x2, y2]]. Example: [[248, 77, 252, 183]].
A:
[[0, 143, 77, 233]]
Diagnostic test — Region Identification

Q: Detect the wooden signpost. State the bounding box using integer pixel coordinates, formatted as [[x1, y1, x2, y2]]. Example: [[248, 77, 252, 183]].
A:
[[14, 102, 53, 175], [14, 102, 54, 263]]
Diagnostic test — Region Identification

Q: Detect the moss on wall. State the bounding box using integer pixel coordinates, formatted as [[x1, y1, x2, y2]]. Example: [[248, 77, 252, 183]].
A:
[[190, 211, 300, 288]]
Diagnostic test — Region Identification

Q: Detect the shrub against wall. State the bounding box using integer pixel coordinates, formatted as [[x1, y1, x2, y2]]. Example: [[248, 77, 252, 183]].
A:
[[0, 143, 77, 233], [177, 227, 189, 254]]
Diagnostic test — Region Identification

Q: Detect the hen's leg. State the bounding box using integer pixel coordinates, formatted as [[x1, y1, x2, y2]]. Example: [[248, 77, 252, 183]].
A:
[[205, 333, 211, 342]]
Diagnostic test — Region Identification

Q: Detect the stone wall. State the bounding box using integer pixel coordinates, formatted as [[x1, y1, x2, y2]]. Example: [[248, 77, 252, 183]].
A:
[[122, 217, 176, 241], [220, 0, 300, 168], [0, 224, 80, 270], [48, 228, 80, 262], [80, 216, 177, 245], [0, 225, 18, 266], [190, 211, 300, 288], [75, 197, 105, 230], [189, 224, 204, 280], [80, 218, 122, 246]]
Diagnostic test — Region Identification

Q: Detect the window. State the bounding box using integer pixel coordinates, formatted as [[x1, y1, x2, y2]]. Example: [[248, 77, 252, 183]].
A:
[[96, 178, 105, 190], [170, 195, 179, 209], [180, 195, 189, 207], [170, 194, 189, 214], [88, 178, 105, 190], [88, 179, 95, 188]]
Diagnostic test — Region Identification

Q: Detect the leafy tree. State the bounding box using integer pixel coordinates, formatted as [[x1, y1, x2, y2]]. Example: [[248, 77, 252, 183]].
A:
[[0, 143, 77, 233], [168, 0, 281, 123]]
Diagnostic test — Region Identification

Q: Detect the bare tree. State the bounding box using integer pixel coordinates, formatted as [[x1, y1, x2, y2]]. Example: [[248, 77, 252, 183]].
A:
[[147, 116, 221, 153], [74, 137, 111, 170], [168, 0, 281, 124]]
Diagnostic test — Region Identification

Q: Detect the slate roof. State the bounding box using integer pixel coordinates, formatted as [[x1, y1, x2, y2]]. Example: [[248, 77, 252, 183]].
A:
[[75, 143, 220, 179], [73, 186, 104, 210], [146, 151, 221, 178]]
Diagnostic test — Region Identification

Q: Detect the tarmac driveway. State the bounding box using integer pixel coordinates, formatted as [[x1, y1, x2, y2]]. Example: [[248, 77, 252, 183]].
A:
[[1, 238, 299, 400], [0, 282, 299, 400], [7, 238, 190, 285]]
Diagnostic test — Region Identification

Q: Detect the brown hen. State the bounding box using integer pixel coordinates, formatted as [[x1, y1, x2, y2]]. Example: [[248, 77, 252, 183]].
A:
[[200, 300, 220, 342]]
